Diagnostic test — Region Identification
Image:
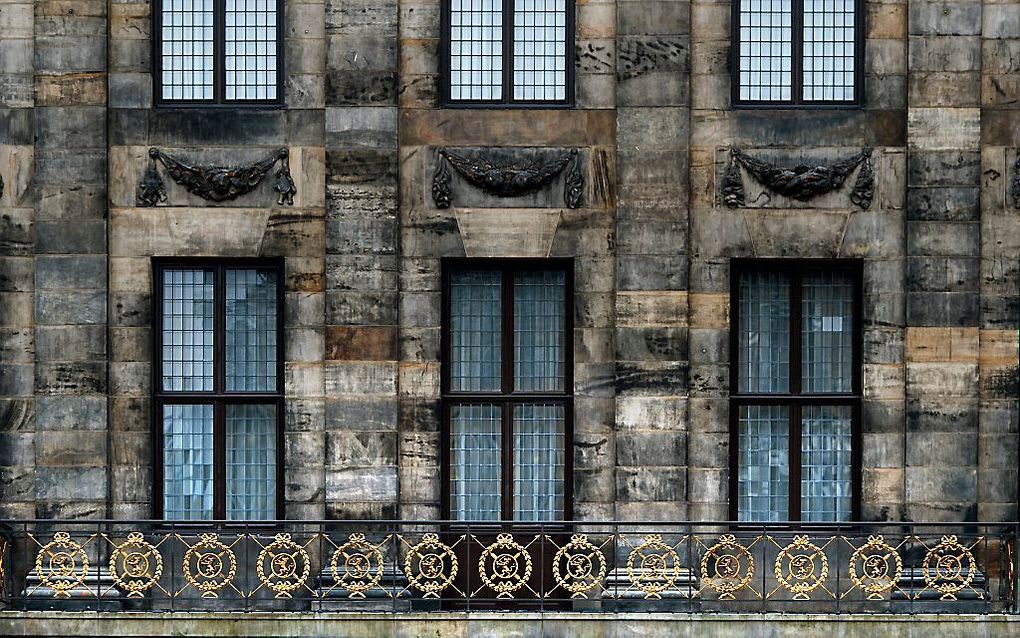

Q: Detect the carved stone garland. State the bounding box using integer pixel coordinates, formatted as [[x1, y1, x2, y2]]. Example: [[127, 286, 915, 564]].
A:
[[1012, 154, 1020, 210], [432, 148, 584, 209], [138, 147, 296, 206], [0, 173, 4, 201], [722, 147, 874, 210]]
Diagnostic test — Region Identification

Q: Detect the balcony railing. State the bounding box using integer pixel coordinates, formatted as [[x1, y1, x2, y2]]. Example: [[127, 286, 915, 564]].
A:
[[0, 520, 1017, 614]]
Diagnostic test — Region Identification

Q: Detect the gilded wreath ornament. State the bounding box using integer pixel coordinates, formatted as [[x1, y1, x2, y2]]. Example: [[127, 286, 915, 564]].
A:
[[771, 535, 831, 600], [846, 535, 903, 600], [551, 533, 607, 599], [626, 534, 682, 599], [920, 535, 979, 601], [404, 533, 459, 599], [330, 533, 386, 599], [254, 533, 312, 598], [180, 533, 239, 598], [700, 534, 757, 600], [34, 532, 90, 598], [478, 533, 533, 599], [108, 532, 164, 597]]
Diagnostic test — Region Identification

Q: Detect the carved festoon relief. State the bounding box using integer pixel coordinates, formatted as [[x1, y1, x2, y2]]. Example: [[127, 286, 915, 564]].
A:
[[137, 148, 296, 207], [0, 173, 4, 201], [432, 147, 584, 209], [722, 147, 874, 210], [1011, 154, 1020, 209]]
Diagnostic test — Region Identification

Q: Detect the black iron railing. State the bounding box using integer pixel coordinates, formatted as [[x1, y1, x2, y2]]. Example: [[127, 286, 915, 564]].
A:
[[0, 520, 1016, 613]]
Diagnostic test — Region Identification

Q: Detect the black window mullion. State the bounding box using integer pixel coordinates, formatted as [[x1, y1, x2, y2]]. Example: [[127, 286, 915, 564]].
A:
[[214, 0, 225, 104], [502, 0, 514, 104], [503, 402, 514, 522], [502, 268, 515, 521], [791, 0, 804, 104]]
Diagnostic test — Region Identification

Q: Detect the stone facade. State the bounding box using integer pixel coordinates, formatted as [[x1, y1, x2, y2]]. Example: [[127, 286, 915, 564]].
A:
[[0, 0, 1018, 527]]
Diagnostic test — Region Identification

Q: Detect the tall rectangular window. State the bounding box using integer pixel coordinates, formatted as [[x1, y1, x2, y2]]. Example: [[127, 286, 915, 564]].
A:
[[442, 0, 574, 106], [443, 260, 572, 522], [155, 0, 283, 105], [730, 261, 860, 523], [155, 259, 283, 520], [733, 0, 861, 105]]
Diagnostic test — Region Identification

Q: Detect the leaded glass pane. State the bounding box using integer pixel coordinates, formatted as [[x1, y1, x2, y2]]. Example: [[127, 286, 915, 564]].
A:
[[514, 270, 566, 392], [738, 405, 790, 522], [738, 270, 790, 393], [225, 268, 279, 392], [161, 0, 215, 101], [226, 403, 277, 520], [163, 404, 214, 520], [513, 403, 565, 521], [737, 0, 793, 101], [450, 271, 503, 392], [161, 268, 215, 392], [448, 0, 504, 101], [802, 0, 856, 101], [224, 0, 279, 101], [802, 270, 854, 393], [512, 0, 568, 101], [450, 404, 502, 521], [801, 405, 852, 522]]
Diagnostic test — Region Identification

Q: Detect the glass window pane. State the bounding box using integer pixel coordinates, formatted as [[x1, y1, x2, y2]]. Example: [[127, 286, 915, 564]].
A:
[[801, 405, 852, 522], [514, 270, 566, 392], [802, 270, 854, 393], [450, 404, 502, 521], [163, 404, 214, 520], [738, 270, 790, 393], [160, 0, 215, 101], [226, 403, 277, 520], [513, 403, 565, 521], [737, 404, 789, 522], [802, 0, 855, 101], [512, 0, 568, 101], [737, 0, 793, 101], [449, 0, 503, 101], [161, 268, 215, 392], [450, 271, 502, 392], [225, 268, 279, 392], [225, 0, 278, 100]]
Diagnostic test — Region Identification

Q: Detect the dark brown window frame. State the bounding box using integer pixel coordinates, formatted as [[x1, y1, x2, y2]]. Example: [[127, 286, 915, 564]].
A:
[[730, 0, 865, 108], [438, 0, 576, 109], [728, 258, 863, 523], [440, 258, 575, 524], [152, 257, 286, 520], [152, 0, 286, 108]]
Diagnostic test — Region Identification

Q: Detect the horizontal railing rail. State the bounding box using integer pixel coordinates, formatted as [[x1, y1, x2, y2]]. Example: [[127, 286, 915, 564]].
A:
[[0, 520, 1016, 614]]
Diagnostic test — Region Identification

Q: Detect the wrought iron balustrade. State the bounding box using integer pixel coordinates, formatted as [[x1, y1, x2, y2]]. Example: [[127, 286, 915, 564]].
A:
[[0, 520, 1016, 614]]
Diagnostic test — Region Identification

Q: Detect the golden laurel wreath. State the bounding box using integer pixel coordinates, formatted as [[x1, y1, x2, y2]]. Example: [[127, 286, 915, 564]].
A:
[[626, 534, 681, 599], [921, 535, 978, 601], [255, 533, 311, 598], [34, 532, 89, 598], [478, 533, 533, 599], [700, 534, 755, 600], [330, 533, 385, 599], [109, 532, 163, 597], [772, 535, 829, 600], [552, 534, 607, 599], [404, 533, 458, 598], [847, 535, 902, 600], [181, 533, 238, 598]]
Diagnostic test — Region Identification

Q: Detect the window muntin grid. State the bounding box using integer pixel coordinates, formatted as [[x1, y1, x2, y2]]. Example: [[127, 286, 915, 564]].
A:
[[738, 270, 790, 393], [163, 404, 215, 520], [735, 0, 859, 105], [514, 270, 566, 392], [157, 0, 281, 104], [801, 405, 852, 522], [737, 405, 790, 523], [450, 270, 503, 392], [161, 269, 215, 392], [450, 404, 503, 521], [513, 403, 565, 521], [226, 403, 277, 520], [802, 270, 853, 393], [226, 268, 279, 392], [444, 0, 571, 105]]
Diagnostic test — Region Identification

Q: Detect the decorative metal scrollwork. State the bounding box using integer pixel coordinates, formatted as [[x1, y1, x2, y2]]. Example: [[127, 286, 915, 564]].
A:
[[770, 535, 832, 600], [432, 147, 584, 209], [699, 534, 759, 600], [477, 533, 533, 599], [253, 533, 312, 598], [721, 147, 874, 209], [138, 147, 296, 206], [179, 533, 240, 598], [330, 533, 386, 599], [33, 532, 91, 598], [845, 535, 903, 600], [920, 535, 980, 601], [108, 532, 165, 597], [550, 533, 607, 599], [626, 534, 682, 599], [404, 533, 459, 599]]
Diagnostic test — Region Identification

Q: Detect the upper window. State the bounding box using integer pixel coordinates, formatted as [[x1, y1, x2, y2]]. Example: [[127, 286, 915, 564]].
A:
[[730, 260, 861, 523], [442, 260, 573, 522], [155, 0, 283, 105], [733, 0, 862, 106], [154, 259, 283, 520], [441, 0, 574, 106]]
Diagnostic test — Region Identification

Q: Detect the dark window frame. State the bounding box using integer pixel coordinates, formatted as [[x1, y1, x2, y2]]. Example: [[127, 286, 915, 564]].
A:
[[152, 0, 286, 108], [152, 257, 286, 521], [439, 0, 576, 109], [728, 258, 863, 523], [730, 0, 865, 109], [440, 258, 575, 524]]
